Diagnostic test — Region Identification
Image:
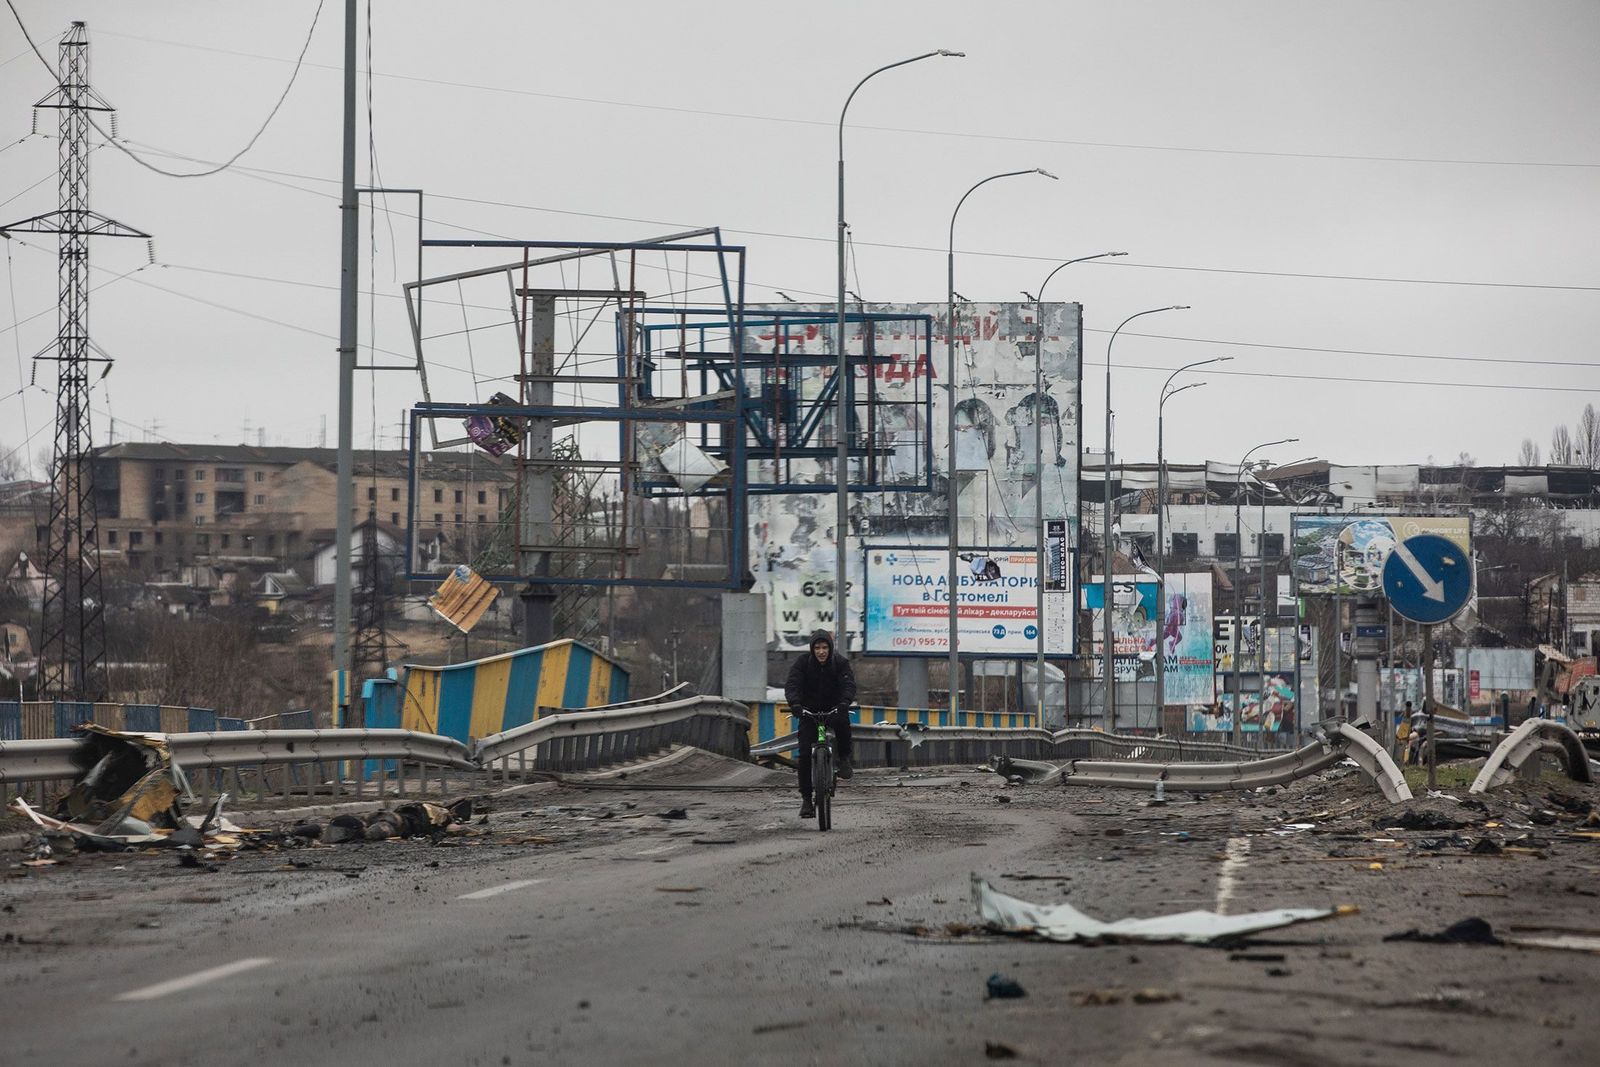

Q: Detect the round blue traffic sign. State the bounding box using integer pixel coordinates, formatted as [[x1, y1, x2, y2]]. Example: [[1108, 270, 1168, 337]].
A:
[[1381, 534, 1472, 624]]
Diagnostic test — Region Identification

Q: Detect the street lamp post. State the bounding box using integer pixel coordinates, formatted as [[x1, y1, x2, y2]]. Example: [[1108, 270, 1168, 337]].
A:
[[1231, 436, 1298, 745], [1154, 356, 1231, 714], [1101, 305, 1188, 731], [835, 49, 963, 653], [945, 168, 1057, 723], [1030, 252, 1126, 725]]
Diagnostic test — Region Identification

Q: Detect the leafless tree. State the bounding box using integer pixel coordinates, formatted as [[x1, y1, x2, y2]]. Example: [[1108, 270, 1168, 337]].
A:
[[0, 442, 26, 481], [1551, 424, 1575, 465], [1578, 403, 1600, 469], [1516, 438, 1541, 465]]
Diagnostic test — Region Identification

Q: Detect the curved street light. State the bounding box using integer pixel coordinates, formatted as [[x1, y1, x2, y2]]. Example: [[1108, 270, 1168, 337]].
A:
[[1100, 305, 1188, 730], [834, 49, 964, 652], [1027, 252, 1126, 725], [1153, 355, 1232, 712], [1231, 436, 1299, 744], [945, 168, 1057, 722]]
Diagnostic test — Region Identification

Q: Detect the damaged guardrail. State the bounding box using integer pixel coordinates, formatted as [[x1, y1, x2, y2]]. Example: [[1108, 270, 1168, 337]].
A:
[[1060, 720, 1412, 804], [753, 717, 1412, 804], [472, 695, 752, 773], [1469, 719, 1595, 794]]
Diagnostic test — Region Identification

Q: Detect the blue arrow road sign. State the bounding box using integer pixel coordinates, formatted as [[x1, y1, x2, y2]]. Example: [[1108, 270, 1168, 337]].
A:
[[1381, 533, 1471, 624]]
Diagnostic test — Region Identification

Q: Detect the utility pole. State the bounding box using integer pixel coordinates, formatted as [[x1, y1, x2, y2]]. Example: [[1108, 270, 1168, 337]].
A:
[[334, 0, 358, 720], [4, 23, 151, 701]]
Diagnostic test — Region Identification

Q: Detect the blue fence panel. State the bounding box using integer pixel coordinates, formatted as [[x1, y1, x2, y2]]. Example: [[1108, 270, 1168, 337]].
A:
[[360, 680, 398, 780], [216, 717, 247, 731], [279, 709, 314, 730], [0, 701, 19, 741], [56, 701, 94, 738], [187, 707, 217, 732], [124, 704, 161, 732]]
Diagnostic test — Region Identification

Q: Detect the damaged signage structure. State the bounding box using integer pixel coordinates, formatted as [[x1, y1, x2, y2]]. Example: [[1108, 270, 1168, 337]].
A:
[[746, 302, 1081, 653]]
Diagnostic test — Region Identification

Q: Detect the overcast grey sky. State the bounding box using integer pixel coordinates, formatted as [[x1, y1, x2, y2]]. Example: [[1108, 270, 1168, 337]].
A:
[[2, 0, 1596, 476]]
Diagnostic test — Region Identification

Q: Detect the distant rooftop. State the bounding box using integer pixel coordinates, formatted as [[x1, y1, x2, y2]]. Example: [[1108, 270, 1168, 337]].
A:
[[90, 442, 515, 482]]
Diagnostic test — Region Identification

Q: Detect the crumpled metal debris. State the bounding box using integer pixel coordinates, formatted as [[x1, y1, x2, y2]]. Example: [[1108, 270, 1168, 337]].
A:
[[989, 756, 1062, 786], [59, 724, 185, 830], [972, 874, 1355, 945]]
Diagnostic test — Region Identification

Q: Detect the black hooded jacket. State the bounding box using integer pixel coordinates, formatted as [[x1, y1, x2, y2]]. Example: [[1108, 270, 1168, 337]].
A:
[[784, 629, 857, 713]]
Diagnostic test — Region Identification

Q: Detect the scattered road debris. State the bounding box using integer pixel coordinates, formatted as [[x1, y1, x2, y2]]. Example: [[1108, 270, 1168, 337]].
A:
[[1071, 987, 1182, 1006], [984, 1039, 1020, 1059], [1384, 917, 1502, 945], [973, 874, 1355, 945], [985, 973, 1026, 999]]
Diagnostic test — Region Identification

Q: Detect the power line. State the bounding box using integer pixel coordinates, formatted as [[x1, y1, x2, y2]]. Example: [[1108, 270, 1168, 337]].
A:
[[109, 139, 1591, 296], [91, 26, 1600, 170], [5, 0, 326, 179]]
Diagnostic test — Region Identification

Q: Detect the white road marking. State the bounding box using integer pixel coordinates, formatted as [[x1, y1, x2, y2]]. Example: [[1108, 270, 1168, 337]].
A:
[[1215, 837, 1251, 915], [457, 878, 545, 900], [116, 957, 275, 1002], [634, 844, 681, 856]]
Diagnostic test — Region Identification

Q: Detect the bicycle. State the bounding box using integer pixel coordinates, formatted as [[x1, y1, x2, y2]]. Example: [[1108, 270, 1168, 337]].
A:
[[797, 706, 841, 831]]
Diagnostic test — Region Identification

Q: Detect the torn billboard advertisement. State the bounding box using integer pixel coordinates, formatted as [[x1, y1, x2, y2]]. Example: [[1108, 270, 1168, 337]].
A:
[[863, 545, 1074, 656], [1086, 577, 1159, 680], [1161, 573, 1215, 704], [1290, 514, 1471, 597], [747, 302, 1080, 652], [1188, 675, 1296, 733]]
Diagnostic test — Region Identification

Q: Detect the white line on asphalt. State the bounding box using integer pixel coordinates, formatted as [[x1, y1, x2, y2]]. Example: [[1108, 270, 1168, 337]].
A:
[[457, 878, 545, 900], [116, 957, 276, 1002], [1215, 837, 1251, 915], [634, 844, 681, 856]]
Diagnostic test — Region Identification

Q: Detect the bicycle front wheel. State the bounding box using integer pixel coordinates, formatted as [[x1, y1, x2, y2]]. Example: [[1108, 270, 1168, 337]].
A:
[[812, 747, 833, 831]]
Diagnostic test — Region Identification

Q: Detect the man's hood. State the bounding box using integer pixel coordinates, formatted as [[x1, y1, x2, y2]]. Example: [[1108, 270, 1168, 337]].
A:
[[808, 629, 835, 655]]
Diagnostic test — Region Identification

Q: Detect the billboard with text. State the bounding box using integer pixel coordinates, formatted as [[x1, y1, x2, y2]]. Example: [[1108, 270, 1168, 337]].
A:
[[863, 545, 1074, 657]]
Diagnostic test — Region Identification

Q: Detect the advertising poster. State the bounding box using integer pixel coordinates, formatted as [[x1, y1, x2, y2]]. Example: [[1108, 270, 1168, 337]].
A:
[[746, 302, 1081, 650], [863, 545, 1072, 656], [1213, 615, 1261, 674], [1187, 676, 1295, 733], [1085, 577, 1159, 680], [1161, 573, 1215, 705], [1290, 514, 1471, 597]]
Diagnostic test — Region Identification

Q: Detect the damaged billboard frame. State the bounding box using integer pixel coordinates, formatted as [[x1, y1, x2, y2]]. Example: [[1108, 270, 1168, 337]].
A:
[[628, 305, 937, 498]]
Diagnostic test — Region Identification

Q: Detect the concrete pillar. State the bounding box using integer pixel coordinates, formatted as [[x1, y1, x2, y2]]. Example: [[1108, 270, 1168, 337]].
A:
[[1353, 597, 1381, 731], [897, 657, 930, 710], [519, 295, 555, 645], [720, 592, 768, 700]]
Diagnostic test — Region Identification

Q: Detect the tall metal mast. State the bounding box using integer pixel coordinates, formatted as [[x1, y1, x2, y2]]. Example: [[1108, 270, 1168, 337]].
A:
[[3, 22, 150, 700]]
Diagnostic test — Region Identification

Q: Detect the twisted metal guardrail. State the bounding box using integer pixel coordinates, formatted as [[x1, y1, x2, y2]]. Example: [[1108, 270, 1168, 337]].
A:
[[4, 697, 1410, 809], [1469, 719, 1594, 794], [753, 717, 1411, 803]]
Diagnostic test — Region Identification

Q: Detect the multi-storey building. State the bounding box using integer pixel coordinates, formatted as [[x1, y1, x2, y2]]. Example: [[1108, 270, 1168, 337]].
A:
[[77, 443, 516, 579]]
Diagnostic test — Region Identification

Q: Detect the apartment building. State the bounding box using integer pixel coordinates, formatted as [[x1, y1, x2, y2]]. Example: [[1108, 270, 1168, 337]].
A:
[[79, 443, 516, 578]]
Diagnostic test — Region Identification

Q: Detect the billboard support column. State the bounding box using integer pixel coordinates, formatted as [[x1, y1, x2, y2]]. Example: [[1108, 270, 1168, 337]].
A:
[[897, 657, 929, 710], [1354, 597, 1380, 730]]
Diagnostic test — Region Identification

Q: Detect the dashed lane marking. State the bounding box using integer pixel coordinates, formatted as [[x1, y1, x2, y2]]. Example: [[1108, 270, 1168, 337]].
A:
[[1215, 837, 1251, 915], [457, 878, 546, 900], [634, 844, 682, 856], [116, 957, 276, 1002]]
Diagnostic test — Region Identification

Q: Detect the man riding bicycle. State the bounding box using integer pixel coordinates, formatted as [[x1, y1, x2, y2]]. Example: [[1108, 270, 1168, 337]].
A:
[[784, 629, 855, 819]]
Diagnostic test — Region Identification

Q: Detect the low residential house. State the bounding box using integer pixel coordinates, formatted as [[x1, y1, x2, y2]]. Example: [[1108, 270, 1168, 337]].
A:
[[308, 520, 409, 588], [135, 582, 203, 619], [3, 552, 49, 610], [254, 571, 311, 616]]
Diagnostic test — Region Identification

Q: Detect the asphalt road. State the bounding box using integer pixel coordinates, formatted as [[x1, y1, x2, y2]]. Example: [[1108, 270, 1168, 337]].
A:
[[4, 754, 1599, 1066]]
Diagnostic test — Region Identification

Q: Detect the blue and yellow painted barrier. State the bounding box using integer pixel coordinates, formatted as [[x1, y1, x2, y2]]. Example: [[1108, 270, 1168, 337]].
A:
[[386, 639, 630, 744], [746, 703, 1035, 746]]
